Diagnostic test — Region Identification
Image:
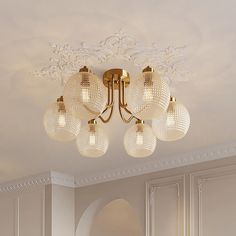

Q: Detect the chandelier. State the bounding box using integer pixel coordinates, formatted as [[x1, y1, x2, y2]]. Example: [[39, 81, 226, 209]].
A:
[[39, 31, 190, 158], [43, 65, 190, 158]]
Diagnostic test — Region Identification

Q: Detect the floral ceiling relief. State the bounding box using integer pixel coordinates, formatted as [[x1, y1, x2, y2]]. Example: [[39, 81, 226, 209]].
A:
[[34, 30, 191, 87]]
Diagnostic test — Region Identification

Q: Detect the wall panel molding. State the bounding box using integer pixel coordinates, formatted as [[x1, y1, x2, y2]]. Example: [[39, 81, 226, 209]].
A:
[[15, 197, 19, 236], [190, 165, 236, 236], [146, 175, 186, 236], [0, 187, 45, 236], [11, 188, 46, 236]]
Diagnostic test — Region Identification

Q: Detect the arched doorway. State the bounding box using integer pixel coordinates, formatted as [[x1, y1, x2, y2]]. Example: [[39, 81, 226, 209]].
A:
[[76, 198, 142, 236]]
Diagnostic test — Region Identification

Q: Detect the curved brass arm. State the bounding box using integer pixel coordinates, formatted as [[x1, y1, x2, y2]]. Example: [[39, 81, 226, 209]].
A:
[[98, 71, 138, 124], [98, 105, 114, 123], [118, 78, 139, 123], [98, 76, 114, 123]]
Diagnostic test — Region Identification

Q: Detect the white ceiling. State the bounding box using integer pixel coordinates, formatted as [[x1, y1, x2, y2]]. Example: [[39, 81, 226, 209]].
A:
[[0, 0, 236, 184]]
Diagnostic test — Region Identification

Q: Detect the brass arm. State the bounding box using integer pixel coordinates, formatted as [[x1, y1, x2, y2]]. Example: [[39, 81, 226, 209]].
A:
[[98, 76, 114, 123]]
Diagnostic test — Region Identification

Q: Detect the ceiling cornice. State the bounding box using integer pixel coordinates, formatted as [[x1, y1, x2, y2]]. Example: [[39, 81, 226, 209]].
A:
[[1, 142, 236, 192], [75, 142, 236, 187], [0, 171, 75, 193]]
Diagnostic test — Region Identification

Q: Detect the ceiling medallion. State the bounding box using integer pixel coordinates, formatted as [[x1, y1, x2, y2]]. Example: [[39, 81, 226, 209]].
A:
[[34, 30, 190, 86], [39, 31, 190, 158]]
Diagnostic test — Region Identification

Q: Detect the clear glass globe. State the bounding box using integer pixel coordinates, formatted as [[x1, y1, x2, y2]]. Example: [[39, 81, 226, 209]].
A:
[[127, 71, 170, 120], [76, 121, 109, 158], [124, 121, 156, 158], [152, 98, 190, 141], [64, 70, 107, 120], [44, 97, 81, 142]]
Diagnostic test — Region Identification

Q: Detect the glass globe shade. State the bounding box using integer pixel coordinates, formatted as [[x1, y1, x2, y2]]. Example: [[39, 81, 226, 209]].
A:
[[76, 121, 109, 158], [124, 121, 156, 158], [64, 69, 107, 120], [44, 97, 81, 142], [152, 97, 190, 141], [126, 70, 170, 120]]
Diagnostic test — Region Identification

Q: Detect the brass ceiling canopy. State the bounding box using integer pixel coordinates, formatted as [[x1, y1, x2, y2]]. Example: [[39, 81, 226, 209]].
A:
[[103, 68, 130, 90]]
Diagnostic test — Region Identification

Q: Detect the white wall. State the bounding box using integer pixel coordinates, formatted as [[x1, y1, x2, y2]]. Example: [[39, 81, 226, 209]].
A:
[[190, 166, 236, 236], [0, 184, 75, 236], [0, 186, 45, 236], [1, 156, 236, 236], [75, 156, 236, 236], [51, 185, 75, 236]]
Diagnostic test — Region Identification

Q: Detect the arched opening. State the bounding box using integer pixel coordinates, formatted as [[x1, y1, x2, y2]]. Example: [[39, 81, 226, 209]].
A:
[[76, 198, 142, 236]]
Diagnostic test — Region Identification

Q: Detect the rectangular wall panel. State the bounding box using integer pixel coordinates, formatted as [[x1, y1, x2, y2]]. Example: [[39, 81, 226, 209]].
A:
[[19, 189, 45, 236], [191, 166, 236, 236], [146, 175, 185, 236], [0, 196, 16, 236]]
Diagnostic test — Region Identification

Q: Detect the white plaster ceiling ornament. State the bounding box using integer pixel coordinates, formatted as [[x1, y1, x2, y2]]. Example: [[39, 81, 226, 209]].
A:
[[36, 30, 191, 158], [34, 30, 190, 87]]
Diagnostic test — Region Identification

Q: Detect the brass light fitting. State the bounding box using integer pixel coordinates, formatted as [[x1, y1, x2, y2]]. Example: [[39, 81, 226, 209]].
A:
[[142, 66, 154, 73], [79, 66, 90, 73], [57, 96, 66, 112], [98, 67, 138, 124], [88, 119, 97, 132], [103, 68, 130, 90], [88, 119, 97, 125]]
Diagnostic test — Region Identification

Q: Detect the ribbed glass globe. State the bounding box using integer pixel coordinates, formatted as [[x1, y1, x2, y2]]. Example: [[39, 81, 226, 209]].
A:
[[124, 122, 156, 158], [127, 71, 170, 120], [64, 70, 107, 120], [76, 121, 109, 158], [44, 97, 81, 142], [152, 98, 190, 141]]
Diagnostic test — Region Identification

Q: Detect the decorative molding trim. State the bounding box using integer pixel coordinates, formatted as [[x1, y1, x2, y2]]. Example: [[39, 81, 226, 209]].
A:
[[190, 164, 236, 236], [0, 171, 75, 193], [1, 142, 236, 192], [75, 141, 236, 187], [13, 189, 45, 235], [50, 171, 76, 188], [33, 30, 190, 87], [146, 175, 185, 236]]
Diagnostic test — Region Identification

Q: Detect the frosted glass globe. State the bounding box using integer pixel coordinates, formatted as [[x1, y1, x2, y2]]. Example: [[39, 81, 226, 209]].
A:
[[127, 71, 170, 120], [124, 122, 156, 158], [152, 98, 190, 141], [64, 71, 107, 120], [44, 97, 81, 142], [76, 121, 109, 158]]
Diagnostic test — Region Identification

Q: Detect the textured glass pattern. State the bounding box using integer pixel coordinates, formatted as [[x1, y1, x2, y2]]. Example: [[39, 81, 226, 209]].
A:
[[44, 100, 81, 142], [152, 101, 190, 141], [64, 72, 107, 120], [126, 72, 170, 120], [76, 123, 109, 158], [124, 123, 156, 158]]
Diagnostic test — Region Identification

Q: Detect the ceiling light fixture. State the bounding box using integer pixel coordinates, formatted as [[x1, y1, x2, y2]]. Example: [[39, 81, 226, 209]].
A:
[[38, 31, 191, 158], [43, 96, 81, 142], [43, 65, 190, 157], [76, 119, 109, 158], [152, 96, 190, 141]]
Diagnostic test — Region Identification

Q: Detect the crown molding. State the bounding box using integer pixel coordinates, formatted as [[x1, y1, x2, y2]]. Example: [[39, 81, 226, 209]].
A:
[[75, 142, 236, 187], [0, 171, 75, 193], [50, 171, 76, 188], [1, 142, 236, 191]]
